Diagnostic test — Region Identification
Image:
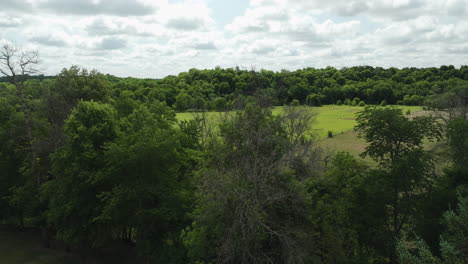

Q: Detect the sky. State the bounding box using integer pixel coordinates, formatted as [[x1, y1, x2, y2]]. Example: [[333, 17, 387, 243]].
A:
[[1, 0, 467, 78]]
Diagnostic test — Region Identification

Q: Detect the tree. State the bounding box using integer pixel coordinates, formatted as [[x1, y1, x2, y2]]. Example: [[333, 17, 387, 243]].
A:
[[42, 101, 117, 247], [307, 152, 372, 263], [306, 93, 323, 106], [427, 85, 468, 124], [183, 104, 315, 263], [397, 194, 468, 264], [0, 94, 30, 227], [0, 42, 40, 184], [174, 91, 193, 111], [355, 106, 441, 263], [100, 105, 193, 262], [213, 97, 227, 111], [352, 97, 360, 106]]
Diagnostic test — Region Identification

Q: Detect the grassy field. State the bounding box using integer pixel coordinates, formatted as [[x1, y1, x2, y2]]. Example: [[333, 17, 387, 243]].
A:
[[318, 130, 367, 157], [176, 105, 423, 139], [176, 105, 423, 156]]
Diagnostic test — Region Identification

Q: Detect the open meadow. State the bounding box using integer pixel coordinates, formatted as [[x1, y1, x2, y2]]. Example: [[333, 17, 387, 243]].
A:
[[176, 105, 423, 139], [176, 105, 423, 155]]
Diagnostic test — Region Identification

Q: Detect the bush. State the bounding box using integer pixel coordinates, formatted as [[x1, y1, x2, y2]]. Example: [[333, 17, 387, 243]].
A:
[[380, 99, 388, 106], [344, 98, 351, 105], [359, 101, 366, 107], [328, 130, 333, 138], [306, 93, 323, 106], [352, 97, 360, 106], [213, 97, 228, 111], [290, 99, 300, 106], [336, 100, 342, 105], [406, 110, 411, 115], [402, 94, 425, 106]]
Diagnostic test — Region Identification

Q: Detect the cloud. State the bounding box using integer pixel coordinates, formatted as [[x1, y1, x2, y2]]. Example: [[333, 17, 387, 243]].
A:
[[0, 0, 467, 78], [30, 35, 67, 47], [85, 18, 145, 36], [96, 37, 127, 50], [40, 0, 154, 16], [0, 16, 22, 28], [445, 0, 468, 16], [446, 45, 468, 54], [0, 0, 32, 12], [166, 17, 205, 31], [193, 42, 217, 50]]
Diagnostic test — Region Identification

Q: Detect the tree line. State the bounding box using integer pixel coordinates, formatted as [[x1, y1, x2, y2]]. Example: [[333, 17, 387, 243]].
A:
[[105, 64, 468, 111], [0, 44, 467, 263]]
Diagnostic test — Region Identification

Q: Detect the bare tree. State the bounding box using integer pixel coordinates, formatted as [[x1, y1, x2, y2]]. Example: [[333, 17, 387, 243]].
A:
[[428, 86, 468, 125], [0, 42, 40, 184]]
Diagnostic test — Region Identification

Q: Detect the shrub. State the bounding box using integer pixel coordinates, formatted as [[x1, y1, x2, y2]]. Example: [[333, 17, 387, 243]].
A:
[[359, 101, 366, 107], [336, 100, 342, 105], [306, 93, 322, 106], [352, 97, 360, 106], [290, 99, 300, 106], [328, 130, 333, 138], [380, 99, 388, 106]]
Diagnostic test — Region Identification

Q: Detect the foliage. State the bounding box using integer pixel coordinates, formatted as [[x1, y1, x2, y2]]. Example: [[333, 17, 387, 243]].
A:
[[307, 152, 373, 263], [355, 106, 441, 262], [1, 64, 468, 263], [183, 104, 315, 263], [397, 194, 468, 264]]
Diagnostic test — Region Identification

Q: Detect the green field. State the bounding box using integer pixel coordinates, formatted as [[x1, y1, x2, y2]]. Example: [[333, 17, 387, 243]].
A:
[[176, 105, 423, 139]]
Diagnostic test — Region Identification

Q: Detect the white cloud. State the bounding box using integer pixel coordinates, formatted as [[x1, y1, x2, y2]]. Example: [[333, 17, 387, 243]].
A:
[[0, 0, 466, 78]]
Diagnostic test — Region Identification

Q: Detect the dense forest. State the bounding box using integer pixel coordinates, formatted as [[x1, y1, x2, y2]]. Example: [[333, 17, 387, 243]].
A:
[[1, 44, 468, 264], [105, 64, 468, 110]]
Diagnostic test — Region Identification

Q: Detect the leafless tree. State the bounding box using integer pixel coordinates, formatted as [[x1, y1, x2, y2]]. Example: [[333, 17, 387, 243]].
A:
[[0, 42, 41, 184], [428, 87, 468, 125]]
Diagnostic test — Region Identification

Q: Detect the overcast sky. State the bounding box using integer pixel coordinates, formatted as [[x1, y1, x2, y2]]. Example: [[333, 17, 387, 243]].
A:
[[1, 0, 467, 78]]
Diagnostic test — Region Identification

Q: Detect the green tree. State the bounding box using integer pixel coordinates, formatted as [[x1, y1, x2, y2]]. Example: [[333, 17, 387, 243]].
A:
[[174, 91, 193, 111], [213, 97, 227, 111], [42, 101, 117, 247], [398, 194, 468, 264], [184, 104, 314, 263], [306, 93, 323, 106], [100, 105, 193, 262], [308, 152, 372, 263], [355, 106, 441, 263]]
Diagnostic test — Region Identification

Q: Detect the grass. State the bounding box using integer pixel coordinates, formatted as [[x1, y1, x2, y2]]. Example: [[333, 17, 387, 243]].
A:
[[318, 130, 368, 157], [176, 105, 423, 139], [176, 105, 423, 156]]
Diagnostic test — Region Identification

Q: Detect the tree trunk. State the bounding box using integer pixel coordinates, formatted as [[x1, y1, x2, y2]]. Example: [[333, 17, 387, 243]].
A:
[[41, 226, 51, 248], [390, 185, 399, 264]]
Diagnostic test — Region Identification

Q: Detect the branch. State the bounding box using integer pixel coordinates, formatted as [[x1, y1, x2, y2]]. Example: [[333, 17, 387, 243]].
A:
[[19, 50, 40, 75], [0, 42, 40, 79]]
